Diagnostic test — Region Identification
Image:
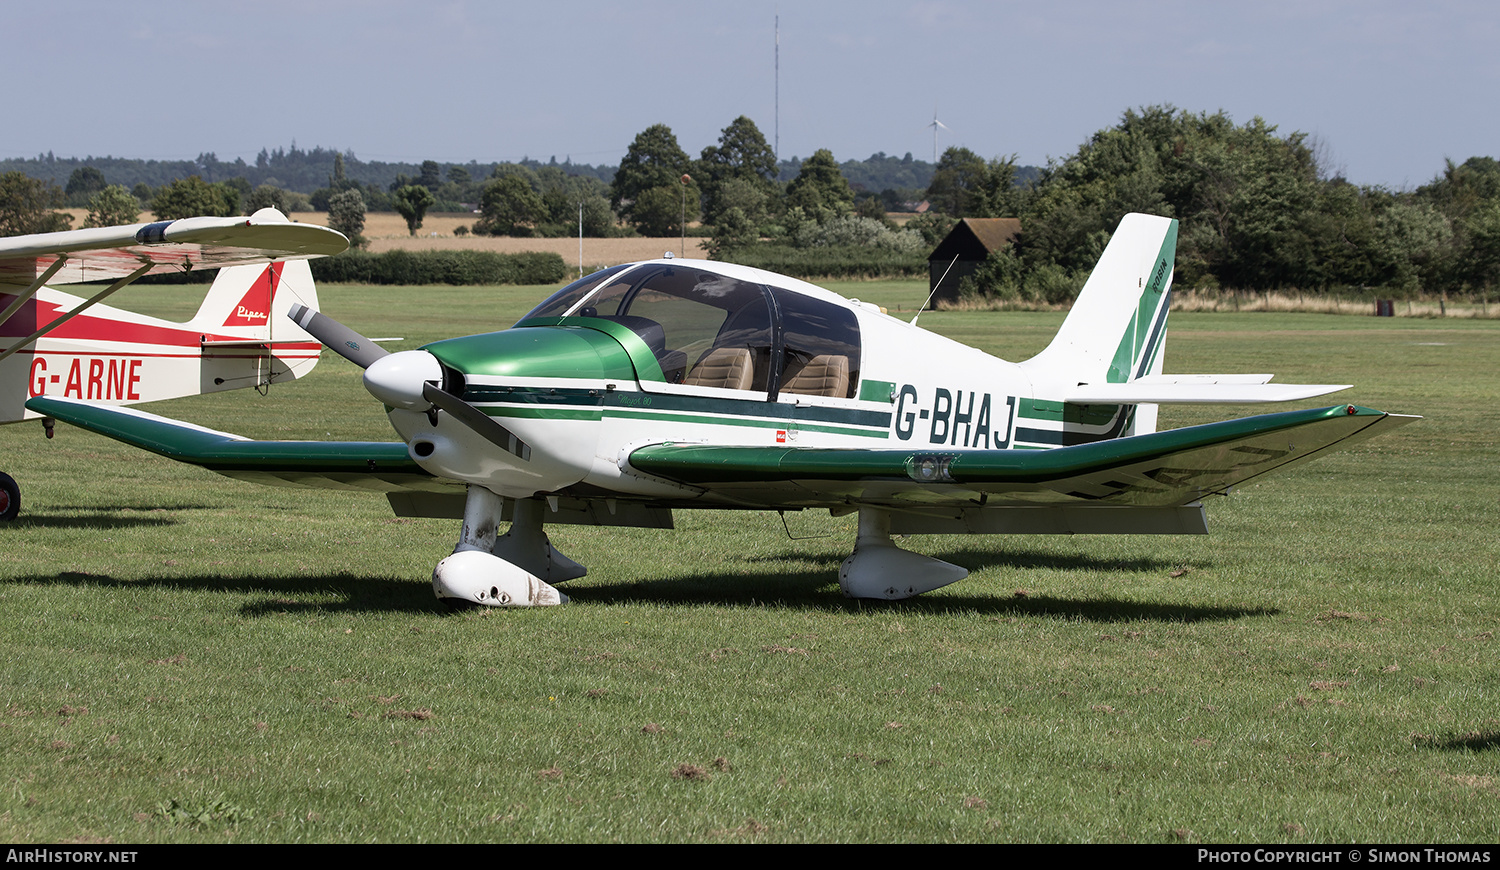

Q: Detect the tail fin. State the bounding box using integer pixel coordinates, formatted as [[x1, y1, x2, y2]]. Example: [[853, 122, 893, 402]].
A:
[[186, 257, 323, 390], [1022, 213, 1177, 388], [187, 258, 321, 344]]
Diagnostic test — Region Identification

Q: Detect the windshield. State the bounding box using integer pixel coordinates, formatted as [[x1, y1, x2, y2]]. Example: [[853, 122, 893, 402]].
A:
[[573, 264, 774, 388], [517, 264, 634, 324]]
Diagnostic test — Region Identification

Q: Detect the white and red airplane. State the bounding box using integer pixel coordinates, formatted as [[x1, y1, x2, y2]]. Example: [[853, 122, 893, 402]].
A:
[[31, 214, 1417, 605], [1, 207, 348, 519]]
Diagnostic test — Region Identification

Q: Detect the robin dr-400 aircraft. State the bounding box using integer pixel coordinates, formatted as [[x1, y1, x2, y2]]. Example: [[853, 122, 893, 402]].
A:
[[2, 208, 349, 519], [30, 214, 1416, 606]]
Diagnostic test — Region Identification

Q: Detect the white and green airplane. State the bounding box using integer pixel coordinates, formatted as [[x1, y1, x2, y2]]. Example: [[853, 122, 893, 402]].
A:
[[28, 214, 1417, 607]]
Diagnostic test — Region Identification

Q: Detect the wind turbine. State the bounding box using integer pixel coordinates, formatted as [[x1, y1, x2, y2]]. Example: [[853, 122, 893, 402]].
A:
[[928, 111, 950, 164]]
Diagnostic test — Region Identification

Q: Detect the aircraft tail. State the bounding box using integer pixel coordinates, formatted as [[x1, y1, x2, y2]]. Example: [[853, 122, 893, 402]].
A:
[[1023, 213, 1178, 388], [187, 258, 320, 342], [185, 256, 323, 390], [1019, 213, 1176, 437]]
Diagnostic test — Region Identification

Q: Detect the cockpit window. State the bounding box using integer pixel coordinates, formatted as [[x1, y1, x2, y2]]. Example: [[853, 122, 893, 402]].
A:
[[568, 265, 774, 391], [770, 287, 862, 399], [517, 264, 634, 324]]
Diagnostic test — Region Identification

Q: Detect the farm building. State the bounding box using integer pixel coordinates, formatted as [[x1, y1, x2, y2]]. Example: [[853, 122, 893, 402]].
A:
[[926, 217, 1020, 306]]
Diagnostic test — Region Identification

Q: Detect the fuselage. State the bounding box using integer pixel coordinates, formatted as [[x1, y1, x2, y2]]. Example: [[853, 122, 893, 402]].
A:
[[384, 260, 1133, 501], [2, 276, 320, 425]]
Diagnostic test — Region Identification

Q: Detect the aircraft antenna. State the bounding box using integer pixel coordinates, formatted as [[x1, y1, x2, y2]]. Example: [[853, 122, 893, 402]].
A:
[[912, 254, 960, 325], [774, 12, 780, 163]]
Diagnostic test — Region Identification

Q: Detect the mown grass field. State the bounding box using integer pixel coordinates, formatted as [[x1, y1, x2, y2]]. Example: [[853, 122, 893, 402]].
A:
[[2, 278, 1496, 843]]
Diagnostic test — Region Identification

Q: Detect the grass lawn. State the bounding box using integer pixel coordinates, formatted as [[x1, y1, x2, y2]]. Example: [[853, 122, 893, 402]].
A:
[[1, 279, 1495, 842]]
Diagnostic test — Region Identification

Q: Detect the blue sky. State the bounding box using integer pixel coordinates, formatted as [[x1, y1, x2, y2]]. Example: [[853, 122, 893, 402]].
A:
[[4, 0, 1495, 189]]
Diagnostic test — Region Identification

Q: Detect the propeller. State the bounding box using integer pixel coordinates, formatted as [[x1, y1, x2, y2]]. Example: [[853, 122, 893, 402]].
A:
[[287, 305, 532, 462], [288, 302, 389, 369], [422, 382, 531, 461]]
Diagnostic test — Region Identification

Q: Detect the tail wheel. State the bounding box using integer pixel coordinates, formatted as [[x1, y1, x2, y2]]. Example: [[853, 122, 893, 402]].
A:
[[0, 472, 17, 521]]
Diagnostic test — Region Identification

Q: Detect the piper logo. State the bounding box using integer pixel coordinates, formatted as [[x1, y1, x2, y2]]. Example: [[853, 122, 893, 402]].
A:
[[221, 263, 281, 327]]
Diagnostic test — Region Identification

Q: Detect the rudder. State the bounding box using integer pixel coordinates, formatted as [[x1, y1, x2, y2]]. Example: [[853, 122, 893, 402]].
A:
[[1022, 213, 1178, 388]]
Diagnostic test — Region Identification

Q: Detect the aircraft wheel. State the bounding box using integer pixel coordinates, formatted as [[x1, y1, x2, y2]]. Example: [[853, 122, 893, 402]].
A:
[[0, 472, 17, 521]]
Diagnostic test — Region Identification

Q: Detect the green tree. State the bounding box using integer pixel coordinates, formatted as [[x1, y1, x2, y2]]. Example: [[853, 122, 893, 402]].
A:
[[1012, 106, 1326, 292], [785, 149, 854, 223], [697, 116, 778, 226], [630, 184, 698, 237], [150, 176, 231, 220], [391, 184, 436, 235], [83, 184, 141, 228], [64, 166, 108, 204], [246, 184, 289, 214], [926, 147, 989, 217], [475, 174, 546, 236], [904, 211, 957, 246], [611, 124, 699, 232], [854, 194, 895, 229], [327, 188, 367, 248], [0, 171, 73, 235], [219, 177, 250, 216], [1459, 200, 1500, 291]]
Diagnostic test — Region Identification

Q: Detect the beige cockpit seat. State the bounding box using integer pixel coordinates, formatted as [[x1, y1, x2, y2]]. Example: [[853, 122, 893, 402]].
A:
[[781, 354, 850, 398], [683, 347, 754, 391]]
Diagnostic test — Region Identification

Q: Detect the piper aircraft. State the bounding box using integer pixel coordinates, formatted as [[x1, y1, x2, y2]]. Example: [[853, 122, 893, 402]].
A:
[[2, 208, 348, 519], [29, 213, 1417, 606]]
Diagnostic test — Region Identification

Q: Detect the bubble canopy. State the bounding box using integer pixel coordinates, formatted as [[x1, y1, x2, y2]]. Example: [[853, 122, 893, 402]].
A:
[[519, 263, 862, 400]]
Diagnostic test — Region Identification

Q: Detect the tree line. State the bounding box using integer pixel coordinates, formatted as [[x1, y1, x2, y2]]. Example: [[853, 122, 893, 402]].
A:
[[948, 106, 1500, 300], [5, 106, 1495, 297]]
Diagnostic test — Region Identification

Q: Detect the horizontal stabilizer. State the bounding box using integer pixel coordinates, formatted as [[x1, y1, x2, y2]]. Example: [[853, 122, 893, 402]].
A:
[[1065, 378, 1350, 404]]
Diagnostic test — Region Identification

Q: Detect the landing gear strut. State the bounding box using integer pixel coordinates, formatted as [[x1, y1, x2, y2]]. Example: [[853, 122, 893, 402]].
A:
[[430, 486, 581, 607], [838, 507, 968, 600]]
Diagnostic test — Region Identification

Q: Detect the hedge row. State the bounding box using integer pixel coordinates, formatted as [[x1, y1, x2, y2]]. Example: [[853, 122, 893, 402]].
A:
[[716, 244, 927, 280], [133, 249, 569, 286], [308, 250, 567, 285]]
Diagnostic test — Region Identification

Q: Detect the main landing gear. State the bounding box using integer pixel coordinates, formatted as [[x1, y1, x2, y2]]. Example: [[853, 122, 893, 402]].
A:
[[838, 507, 968, 600]]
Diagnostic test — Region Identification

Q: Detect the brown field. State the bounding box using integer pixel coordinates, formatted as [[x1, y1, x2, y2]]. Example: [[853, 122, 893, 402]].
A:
[[292, 212, 706, 263], [58, 208, 700, 264]]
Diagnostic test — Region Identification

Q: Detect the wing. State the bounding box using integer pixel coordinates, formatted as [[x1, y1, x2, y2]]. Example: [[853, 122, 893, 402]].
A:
[[0, 210, 348, 287], [25, 396, 454, 494], [627, 405, 1418, 516]]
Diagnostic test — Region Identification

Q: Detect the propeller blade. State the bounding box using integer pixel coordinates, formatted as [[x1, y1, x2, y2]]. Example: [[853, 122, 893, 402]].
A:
[[288, 303, 390, 370], [422, 382, 532, 461]]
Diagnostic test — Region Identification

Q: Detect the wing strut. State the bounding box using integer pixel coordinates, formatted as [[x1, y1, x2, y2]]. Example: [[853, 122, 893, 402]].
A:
[[0, 256, 69, 331], [0, 261, 153, 363]]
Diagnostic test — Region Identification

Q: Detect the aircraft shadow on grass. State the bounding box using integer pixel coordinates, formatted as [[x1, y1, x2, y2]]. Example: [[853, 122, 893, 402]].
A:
[[12, 571, 439, 616], [11, 504, 222, 530], [13, 563, 1276, 623], [1421, 731, 1500, 754], [583, 577, 1276, 622], [741, 545, 1207, 575]]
